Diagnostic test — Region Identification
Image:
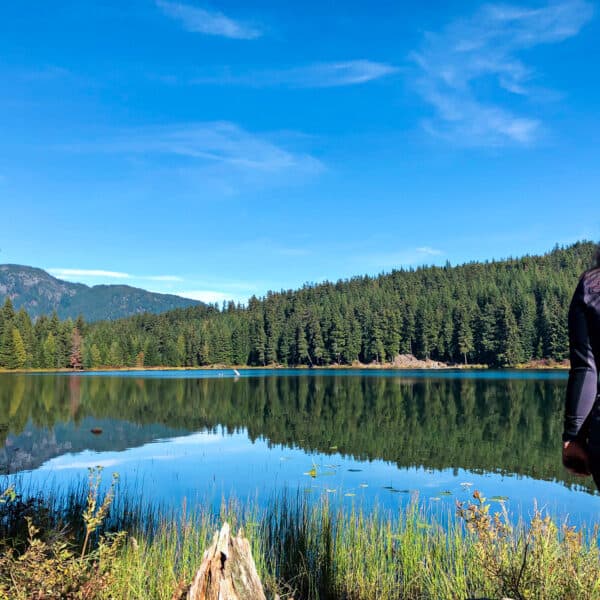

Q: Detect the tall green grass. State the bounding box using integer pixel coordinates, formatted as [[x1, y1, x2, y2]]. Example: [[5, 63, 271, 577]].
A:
[[2, 475, 600, 599]]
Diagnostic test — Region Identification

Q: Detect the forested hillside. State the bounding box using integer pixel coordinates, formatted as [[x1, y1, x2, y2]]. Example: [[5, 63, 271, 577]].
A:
[[0, 241, 597, 369], [0, 264, 200, 321]]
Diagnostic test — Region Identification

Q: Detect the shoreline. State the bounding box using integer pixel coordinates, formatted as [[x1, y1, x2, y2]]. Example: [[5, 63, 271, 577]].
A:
[[0, 360, 569, 374]]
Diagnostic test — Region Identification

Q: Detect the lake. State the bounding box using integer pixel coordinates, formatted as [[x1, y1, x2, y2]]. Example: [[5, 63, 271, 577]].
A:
[[1, 369, 598, 526]]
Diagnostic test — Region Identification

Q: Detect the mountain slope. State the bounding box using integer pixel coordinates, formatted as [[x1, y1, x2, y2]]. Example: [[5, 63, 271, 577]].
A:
[[0, 264, 200, 321]]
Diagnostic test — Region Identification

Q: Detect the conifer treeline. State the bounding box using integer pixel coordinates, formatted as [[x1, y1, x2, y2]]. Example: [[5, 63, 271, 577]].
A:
[[0, 242, 596, 370]]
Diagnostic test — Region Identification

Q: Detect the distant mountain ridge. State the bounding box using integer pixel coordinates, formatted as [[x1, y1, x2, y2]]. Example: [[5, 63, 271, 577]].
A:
[[0, 264, 201, 321]]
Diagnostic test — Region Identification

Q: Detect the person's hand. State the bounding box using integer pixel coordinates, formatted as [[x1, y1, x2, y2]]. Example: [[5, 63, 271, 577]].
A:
[[562, 440, 591, 476]]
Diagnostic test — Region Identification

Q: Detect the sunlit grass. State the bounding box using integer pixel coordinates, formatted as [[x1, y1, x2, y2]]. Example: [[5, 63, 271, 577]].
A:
[[2, 474, 600, 599]]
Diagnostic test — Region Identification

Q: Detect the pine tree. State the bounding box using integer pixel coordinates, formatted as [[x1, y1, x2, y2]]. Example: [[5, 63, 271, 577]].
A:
[[295, 323, 309, 365], [43, 332, 57, 369], [329, 312, 346, 364], [70, 328, 83, 370], [541, 295, 569, 360], [249, 314, 266, 366], [176, 334, 186, 366], [264, 302, 281, 365], [496, 303, 523, 367], [109, 340, 123, 366], [343, 317, 362, 364], [475, 301, 499, 365], [306, 314, 325, 365], [15, 308, 33, 366], [383, 309, 401, 362], [1, 297, 15, 325], [12, 327, 27, 368], [367, 313, 385, 363], [454, 305, 474, 365], [90, 343, 102, 368]]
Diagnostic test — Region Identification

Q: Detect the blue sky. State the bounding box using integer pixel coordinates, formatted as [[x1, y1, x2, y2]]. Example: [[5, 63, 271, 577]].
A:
[[1, 0, 599, 303]]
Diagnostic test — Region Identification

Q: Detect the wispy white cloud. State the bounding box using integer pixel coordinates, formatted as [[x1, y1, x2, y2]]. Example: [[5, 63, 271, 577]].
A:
[[412, 0, 594, 146], [156, 0, 261, 39], [173, 275, 266, 304], [62, 121, 323, 178], [191, 60, 399, 87], [415, 246, 443, 256], [47, 269, 258, 303], [49, 268, 131, 279], [49, 269, 183, 282]]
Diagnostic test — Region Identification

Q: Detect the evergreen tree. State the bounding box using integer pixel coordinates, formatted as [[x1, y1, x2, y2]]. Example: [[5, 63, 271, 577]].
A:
[[454, 305, 474, 365], [329, 312, 346, 364], [90, 343, 102, 368], [306, 314, 325, 365], [249, 313, 266, 366], [175, 334, 186, 366], [109, 340, 123, 366], [496, 303, 523, 366], [43, 332, 57, 369], [70, 328, 83, 370], [295, 323, 309, 365], [12, 327, 27, 368]]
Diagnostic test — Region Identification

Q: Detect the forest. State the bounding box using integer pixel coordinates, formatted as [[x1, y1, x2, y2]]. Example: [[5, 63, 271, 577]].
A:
[[0, 241, 596, 370]]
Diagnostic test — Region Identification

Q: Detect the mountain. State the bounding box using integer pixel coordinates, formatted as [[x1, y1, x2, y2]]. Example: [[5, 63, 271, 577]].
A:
[[0, 264, 201, 321]]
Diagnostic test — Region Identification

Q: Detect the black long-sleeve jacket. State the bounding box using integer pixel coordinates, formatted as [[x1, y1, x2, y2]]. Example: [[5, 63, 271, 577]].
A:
[[563, 268, 600, 442]]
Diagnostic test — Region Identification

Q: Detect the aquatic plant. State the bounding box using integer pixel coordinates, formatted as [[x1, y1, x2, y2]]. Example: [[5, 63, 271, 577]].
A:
[[2, 478, 600, 599]]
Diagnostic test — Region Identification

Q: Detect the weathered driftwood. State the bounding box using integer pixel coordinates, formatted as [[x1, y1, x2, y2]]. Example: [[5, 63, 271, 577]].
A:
[[187, 523, 267, 600]]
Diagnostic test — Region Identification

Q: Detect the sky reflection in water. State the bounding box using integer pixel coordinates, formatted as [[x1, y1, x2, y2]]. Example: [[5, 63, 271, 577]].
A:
[[1, 370, 598, 528]]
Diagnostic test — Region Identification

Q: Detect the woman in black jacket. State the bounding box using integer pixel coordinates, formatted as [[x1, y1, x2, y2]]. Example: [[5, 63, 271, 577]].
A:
[[562, 245, 600, 487]]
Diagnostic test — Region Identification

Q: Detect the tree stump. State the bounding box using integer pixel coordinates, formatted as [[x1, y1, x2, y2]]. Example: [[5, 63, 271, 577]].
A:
[[187, 523, 267, 600]]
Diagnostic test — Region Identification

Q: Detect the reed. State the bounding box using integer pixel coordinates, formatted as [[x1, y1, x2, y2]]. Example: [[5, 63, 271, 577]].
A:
[[1, 473, 600, 599]]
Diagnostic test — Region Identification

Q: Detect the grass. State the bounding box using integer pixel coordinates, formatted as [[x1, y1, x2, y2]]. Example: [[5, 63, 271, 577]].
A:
[[1, 472, 600, 599]]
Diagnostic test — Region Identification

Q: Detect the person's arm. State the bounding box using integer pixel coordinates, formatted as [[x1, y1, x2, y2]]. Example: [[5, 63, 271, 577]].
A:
[[563, 277, 597, 442]]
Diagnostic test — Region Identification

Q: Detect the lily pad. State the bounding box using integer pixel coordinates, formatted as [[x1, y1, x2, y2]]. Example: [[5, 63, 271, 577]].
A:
[[383, 486, 409, 493]]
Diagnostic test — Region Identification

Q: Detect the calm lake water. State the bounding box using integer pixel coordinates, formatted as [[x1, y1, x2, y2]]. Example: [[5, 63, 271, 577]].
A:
[[1, 369, 598, 526]]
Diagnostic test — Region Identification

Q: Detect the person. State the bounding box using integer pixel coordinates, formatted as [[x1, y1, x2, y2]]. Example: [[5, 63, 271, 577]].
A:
[[562, 245, 600, 487]]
